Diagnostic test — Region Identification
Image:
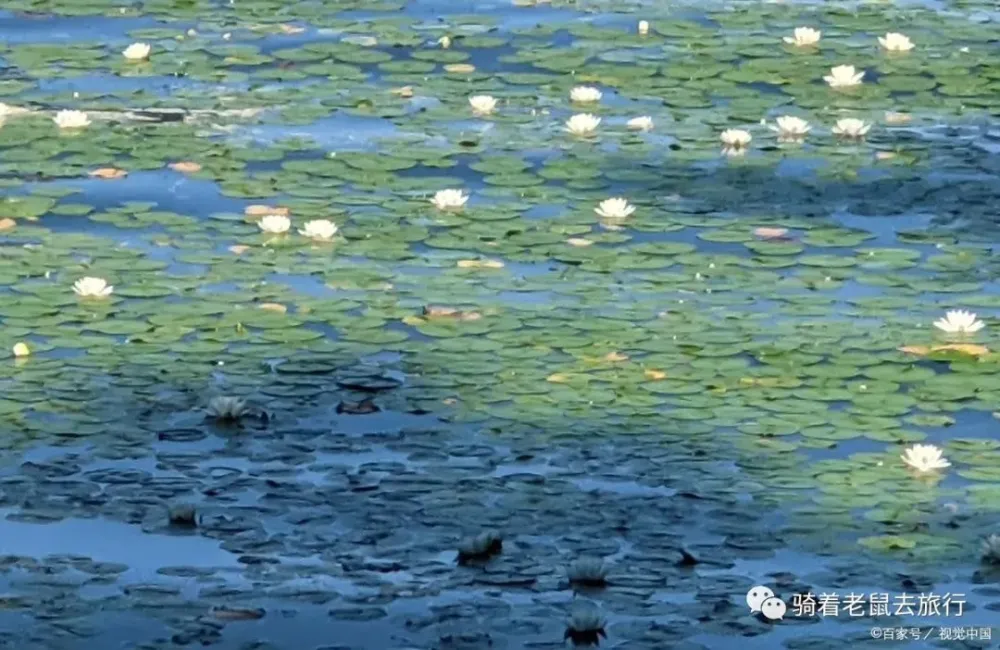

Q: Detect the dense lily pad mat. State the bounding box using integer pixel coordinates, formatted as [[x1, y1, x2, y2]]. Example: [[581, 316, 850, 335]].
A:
[[0, 0, 999, 647]]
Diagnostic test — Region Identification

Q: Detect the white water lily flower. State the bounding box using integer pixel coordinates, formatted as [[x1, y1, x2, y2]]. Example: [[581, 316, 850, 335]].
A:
[[638, 20, 650, 35], [769, 116, 811, 140], [981, 534, 1000, 564], [627, 116, 654, 132], [122, 42, 151, 60], [570, 86, 602, 103], [824, 65, 864, 88], [456, 530, 502, 564], [564, 113, 601, 136], [901, 444, 950, 473], [879, 32, 914, 52], [595, 198, 635, 219], [73, 277, 115, 298], [431, 189, 469, 211], [298, 219, 338, 240], [258, 214, 291, 234], [468, 94, 497, 116], [206, 396, 248, 421], [831, 118, 871, 138], [73, 277, 114, 298], [567, 606, 606, 634], [783, 27, 821, 47], [720, 128, 752, 148], [933, 309, 985, 334], [458, 531, 501, 555], [54, 110, 91, 129]]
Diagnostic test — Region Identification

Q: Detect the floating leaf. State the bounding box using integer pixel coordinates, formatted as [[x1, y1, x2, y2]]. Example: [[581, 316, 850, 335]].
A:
[[89, 167, 127, 179], [170, 161, 202, 173], [211, 608, 265, 621], [245, 205, 289, 217], [457, 259, 504, 269], [858, 535, 917, 551], [899, 344, 989, 357]]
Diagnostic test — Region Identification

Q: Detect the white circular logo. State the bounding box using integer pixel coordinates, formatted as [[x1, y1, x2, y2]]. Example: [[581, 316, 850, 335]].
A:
[[746, 585, 775, 613], [760, 596, 787, 621]]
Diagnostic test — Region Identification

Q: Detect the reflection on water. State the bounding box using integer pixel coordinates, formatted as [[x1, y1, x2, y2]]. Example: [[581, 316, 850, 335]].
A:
[[0, 510, 239, 573]]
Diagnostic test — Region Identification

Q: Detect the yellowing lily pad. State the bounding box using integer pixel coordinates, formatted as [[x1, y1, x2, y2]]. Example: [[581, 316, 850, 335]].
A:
[[898, 344, 989, 357], [245, 205, 290, 217], [457, 259, 504, 269]]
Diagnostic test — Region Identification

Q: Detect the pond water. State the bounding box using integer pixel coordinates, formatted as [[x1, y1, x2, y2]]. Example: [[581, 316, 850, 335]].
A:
[[0, 0, 999, 648]]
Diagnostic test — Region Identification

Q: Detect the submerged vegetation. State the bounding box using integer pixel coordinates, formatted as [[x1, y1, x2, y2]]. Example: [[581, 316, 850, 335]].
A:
[[0, 0, 999, 646]]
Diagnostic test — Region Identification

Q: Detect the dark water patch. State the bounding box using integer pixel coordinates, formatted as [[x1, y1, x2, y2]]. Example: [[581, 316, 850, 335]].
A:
[[0, 511, 240, 573]]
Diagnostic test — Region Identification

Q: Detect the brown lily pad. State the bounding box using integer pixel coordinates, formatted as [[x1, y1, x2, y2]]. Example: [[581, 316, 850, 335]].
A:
[[753, 227, 788, 239], [89, 167, 127, 179], [169, 161, 202, 173], [245, 204, 289, 217]]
